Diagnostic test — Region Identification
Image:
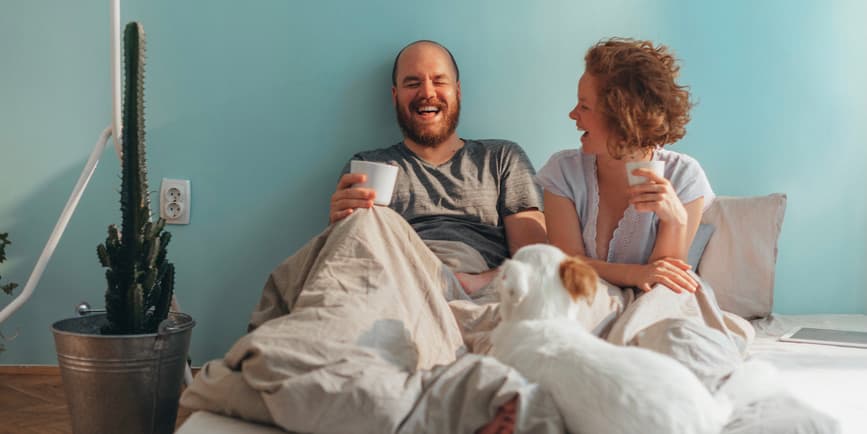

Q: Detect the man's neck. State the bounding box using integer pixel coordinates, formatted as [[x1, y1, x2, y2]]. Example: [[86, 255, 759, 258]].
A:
[[403, 135, 465, 166]]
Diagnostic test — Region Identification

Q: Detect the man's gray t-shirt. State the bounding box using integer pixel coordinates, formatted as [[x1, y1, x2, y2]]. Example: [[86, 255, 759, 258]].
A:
[[343, 139, 542, 268]]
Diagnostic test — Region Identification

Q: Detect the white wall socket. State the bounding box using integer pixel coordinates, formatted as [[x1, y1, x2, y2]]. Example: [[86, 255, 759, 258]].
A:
[[160, 178, 190, 224]]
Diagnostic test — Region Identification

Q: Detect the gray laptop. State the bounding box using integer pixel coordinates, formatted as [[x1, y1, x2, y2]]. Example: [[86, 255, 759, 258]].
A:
[[780, 327, 867, 349]]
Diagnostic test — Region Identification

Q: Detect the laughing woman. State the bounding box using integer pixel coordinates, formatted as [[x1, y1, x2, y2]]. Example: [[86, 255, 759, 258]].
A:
[[536, 38, 754, 390]]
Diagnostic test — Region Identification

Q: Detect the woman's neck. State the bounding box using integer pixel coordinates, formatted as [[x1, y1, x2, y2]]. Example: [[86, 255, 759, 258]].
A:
[[594, 147, 653, 182]]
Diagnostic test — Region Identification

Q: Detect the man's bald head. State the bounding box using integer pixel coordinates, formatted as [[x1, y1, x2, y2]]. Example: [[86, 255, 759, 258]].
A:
[[391, 40, 460, 86]]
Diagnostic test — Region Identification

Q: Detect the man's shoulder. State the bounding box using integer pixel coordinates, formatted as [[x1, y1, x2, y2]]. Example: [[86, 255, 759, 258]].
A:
[[468, 138, 523, 152], [351, 143, 404, 162], [465, 139, 529, 161]]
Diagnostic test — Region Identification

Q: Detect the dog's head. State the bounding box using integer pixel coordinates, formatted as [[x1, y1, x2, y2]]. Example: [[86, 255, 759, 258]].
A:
[[496, 244, 598, 322]]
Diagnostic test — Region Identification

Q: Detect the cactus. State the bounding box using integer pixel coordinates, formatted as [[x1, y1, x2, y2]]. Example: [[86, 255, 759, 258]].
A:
[[1, 232, 17, 295], [97, 22, 175, 334]]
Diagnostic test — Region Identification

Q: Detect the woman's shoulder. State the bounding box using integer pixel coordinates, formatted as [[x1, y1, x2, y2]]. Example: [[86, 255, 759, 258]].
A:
[[537, 148, 593, 199], [656, 148, 701, 166], [549, 148, 585, 161], [656, 148, 714, 203], [656, 148, 706, 178], [542, 148, 591, 170]]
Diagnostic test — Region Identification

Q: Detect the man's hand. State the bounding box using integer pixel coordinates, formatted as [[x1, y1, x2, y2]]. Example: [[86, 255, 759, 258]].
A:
[[455, 269, 498, 295], [330, 173, 376, 224]]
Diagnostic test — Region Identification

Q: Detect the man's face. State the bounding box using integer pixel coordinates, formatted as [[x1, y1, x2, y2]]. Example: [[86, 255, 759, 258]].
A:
[[392, 43, 461, 148]]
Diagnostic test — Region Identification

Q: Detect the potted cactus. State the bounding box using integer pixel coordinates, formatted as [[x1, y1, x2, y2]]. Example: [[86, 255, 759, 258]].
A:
[[50, 22, 194, 434]]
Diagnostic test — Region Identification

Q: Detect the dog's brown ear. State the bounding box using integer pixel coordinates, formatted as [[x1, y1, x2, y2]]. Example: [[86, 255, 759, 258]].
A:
[[559, 257, 598, 302]]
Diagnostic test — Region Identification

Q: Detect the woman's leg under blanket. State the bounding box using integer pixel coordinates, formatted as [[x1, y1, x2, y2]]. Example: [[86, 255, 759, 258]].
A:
[[604, 274, 755, 390]]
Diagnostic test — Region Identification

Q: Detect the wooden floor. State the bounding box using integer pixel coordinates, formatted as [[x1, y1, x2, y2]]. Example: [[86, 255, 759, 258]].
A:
[[0, 366, 193, 434]]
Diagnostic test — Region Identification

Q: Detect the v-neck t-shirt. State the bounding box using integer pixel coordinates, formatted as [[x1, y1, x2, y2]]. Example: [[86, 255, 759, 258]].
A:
[[536, 147, 714, 265], [343, 139, 542, 268]]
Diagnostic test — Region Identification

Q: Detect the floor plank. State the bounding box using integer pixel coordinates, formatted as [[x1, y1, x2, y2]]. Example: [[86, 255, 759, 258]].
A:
[[0, 371, 194, 434]]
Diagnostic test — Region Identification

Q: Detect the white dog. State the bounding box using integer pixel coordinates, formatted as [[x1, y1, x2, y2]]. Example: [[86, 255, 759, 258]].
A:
[[490, 244, 776, 434]]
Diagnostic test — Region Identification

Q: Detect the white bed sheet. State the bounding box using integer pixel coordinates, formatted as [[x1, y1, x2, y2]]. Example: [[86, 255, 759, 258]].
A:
[[748, 314, 867, 434], [176, 314, 867, 434], [175, 411, 285, 434]]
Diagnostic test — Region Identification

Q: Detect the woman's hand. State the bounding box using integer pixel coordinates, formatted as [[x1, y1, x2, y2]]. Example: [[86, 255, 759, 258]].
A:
[[628, 257, 698, 294], [627, 168, 687, 225]]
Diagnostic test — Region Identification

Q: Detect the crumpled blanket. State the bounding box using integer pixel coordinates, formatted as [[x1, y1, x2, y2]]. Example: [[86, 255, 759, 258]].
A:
[[181, 205, 769, 433], [181, 207, 563, 433]]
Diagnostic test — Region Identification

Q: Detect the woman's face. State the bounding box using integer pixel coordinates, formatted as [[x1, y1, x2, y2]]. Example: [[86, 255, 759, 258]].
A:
[[569, 73, 611, 155]]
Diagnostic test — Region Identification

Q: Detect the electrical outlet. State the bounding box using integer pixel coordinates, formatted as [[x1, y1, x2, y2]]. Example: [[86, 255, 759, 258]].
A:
[[164, 201, 184, 220], [160, 178, 190, 224]]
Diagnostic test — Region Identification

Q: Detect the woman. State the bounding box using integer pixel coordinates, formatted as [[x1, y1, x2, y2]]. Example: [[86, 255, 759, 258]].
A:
[[539, 37, 705, 293], [537, 38, 753, 389]]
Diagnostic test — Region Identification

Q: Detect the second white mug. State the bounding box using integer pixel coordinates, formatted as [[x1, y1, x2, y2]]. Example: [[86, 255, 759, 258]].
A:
[[350, 160, 399, 206]]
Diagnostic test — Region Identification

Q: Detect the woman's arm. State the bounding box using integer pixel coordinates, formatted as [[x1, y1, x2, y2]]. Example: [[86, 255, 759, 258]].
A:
[[543, 191, 585, 257], [545, 191, 645, 287], [649, 197, 703, 262], [628, 167, 704, 262], [545, 189, 698, 293]]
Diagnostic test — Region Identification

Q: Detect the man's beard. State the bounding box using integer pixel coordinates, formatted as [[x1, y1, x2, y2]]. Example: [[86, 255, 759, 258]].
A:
[[395, 97, 460, 148]]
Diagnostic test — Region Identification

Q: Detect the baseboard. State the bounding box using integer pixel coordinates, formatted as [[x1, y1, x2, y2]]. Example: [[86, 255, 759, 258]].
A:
[[0, 365, 60, 375], [0, 364, 201, 375]]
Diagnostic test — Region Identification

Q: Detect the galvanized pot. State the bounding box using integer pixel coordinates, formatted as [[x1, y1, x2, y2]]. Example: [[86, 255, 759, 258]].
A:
[[51, 312, 194, 434]]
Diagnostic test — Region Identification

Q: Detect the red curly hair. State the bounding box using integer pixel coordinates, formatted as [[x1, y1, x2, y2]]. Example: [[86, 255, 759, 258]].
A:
[[584, 38, 693, 159]]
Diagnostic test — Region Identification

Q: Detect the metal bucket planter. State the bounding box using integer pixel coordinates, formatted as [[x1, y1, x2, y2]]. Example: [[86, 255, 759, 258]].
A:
[[51, 312, 194, 434]]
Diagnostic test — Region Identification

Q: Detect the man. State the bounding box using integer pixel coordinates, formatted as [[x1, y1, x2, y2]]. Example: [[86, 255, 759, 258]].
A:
[[181, 41, 562, 434], [330, 40, 547, 293]]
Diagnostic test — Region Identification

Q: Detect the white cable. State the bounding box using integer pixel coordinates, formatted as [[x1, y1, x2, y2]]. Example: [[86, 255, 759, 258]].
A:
[[111, 0, 123, 158], [0, 127, 114, 323]]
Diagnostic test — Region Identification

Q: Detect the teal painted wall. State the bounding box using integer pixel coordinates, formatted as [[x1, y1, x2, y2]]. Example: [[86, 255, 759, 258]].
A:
[[1, 0, 865, 364]]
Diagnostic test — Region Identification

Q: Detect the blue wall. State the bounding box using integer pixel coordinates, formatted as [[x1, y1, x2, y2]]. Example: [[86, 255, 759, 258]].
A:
[[1, 0, 865, 364]]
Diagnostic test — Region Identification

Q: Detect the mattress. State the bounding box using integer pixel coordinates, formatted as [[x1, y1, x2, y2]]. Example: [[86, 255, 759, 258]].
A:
[[747, 314, 867, 434], [175, 410, 285, 434], [176, 314, 867, 434]]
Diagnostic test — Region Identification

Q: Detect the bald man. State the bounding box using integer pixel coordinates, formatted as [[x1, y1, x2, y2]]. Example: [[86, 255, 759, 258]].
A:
[[331, 40, 547, 293], [232, 41, 558, 434]]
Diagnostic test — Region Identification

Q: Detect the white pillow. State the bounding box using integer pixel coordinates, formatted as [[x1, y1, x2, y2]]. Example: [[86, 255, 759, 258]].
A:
[[697, 194, 787, 319]]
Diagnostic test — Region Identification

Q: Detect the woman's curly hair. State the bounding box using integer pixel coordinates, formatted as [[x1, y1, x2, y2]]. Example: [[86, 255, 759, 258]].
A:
[[585, 38, 693, 159]]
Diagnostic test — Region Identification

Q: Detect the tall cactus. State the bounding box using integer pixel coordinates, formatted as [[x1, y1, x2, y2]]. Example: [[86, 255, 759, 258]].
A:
[[97, 22, 174, 335]]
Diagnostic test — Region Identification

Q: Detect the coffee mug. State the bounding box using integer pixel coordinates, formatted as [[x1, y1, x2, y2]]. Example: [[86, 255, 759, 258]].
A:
[[350, 160, 399, 206], [625, 160, 665, 186]]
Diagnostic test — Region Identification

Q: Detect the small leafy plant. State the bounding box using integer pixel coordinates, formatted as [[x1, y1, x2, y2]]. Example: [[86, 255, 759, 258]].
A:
[[0, 232, 17, 295], [1, 232, 17, 351]]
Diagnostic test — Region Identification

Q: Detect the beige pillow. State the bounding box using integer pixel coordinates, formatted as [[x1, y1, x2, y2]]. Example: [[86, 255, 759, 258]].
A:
[[697, 194, 787, 319]]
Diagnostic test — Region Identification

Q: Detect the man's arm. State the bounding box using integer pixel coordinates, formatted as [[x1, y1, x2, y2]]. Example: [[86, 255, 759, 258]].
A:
[[454, 209, 546, 295], [504, 209, 547, 256]]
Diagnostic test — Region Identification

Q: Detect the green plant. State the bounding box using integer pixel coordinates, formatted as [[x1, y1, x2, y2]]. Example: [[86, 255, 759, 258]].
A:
[[96, 22, 175, 335], [0, 232, 17, 295], [1, 232, 17, 351]]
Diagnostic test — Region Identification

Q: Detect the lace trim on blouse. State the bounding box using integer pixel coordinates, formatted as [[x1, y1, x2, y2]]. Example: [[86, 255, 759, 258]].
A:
[[581, 150, 658, 263]]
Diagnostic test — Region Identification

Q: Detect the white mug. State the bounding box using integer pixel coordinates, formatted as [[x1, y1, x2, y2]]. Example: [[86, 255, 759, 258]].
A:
[[350, 160, 399, 206], [625, 160, 665, 186]]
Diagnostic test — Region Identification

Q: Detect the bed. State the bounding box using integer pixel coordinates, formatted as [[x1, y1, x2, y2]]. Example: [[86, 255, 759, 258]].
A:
[[176, 313, 867, 434], [744, 314, 867, 434], [175, 194, 866, 433]]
